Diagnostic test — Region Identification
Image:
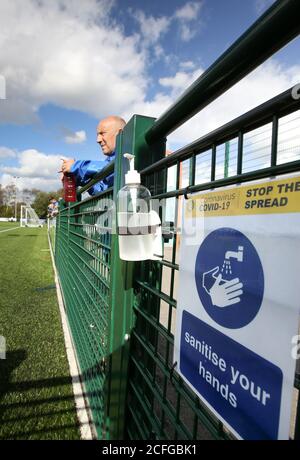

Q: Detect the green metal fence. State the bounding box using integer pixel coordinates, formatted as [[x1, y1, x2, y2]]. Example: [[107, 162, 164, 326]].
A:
[[122, 89, 300, 441], [54, 0, 300, 440], [55, 184, 115, 437]]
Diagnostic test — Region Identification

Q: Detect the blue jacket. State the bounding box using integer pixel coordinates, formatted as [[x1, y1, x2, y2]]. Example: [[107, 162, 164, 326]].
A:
[[70, 152, 115, 196]]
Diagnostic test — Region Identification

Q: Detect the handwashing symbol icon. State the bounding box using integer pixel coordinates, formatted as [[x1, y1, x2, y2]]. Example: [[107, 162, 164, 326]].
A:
[[202, 246, 244, 308], [195, 228, 264, 328]]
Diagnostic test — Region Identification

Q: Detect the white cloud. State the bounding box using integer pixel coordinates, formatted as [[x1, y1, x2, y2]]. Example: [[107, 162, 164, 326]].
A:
[[0, 74, 5, 99], [0, 173, 61, 193], [122, 67, 203, 121], [124, 59, 300, 153], [131, 10, 171, 45], [159, 69, 203, 95], [0, 146, 17, 159], [64, 130, 87, 144], [175, 1, 203, 21], [180, 61, 196, 70], [131, 0, 203, 55], [0, 148, 63, 191], [178, 24, 196, 42], [1, 149, 61, 179], [0, 0, 147, 124], [174, 1, 203, 42], [168, 60, 300, 149], [154, 45, 164, 60]]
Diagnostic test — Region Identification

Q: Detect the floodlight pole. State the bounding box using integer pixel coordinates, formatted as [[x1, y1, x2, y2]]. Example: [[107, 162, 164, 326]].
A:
[[13, 176, 20, 221]]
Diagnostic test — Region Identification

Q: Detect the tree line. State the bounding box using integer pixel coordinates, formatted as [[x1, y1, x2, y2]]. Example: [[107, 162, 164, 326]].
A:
[[0, 184, 63, 219]]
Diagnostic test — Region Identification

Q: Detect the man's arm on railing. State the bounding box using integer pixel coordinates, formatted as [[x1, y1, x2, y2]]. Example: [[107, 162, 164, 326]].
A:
[[76, 160, 115, 197], [69, 157, 115, 197], [71, 159, 108, 185]]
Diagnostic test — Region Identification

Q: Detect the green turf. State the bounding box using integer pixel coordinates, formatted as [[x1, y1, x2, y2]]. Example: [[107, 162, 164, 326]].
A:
[[0, 222, 19, 230], [0, 226, 80, 440]]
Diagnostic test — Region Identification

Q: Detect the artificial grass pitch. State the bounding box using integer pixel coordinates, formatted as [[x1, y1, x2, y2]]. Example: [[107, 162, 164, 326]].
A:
[[0, 226, 80, 440], [0, 222, 19, 230]]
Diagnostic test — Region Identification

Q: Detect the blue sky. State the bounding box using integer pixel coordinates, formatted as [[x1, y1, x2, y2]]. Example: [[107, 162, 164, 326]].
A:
[[0, 0, 299, 191]]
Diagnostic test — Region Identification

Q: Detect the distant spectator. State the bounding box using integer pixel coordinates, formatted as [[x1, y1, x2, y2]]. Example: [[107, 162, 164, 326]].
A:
[[47, 198, 58, 218]]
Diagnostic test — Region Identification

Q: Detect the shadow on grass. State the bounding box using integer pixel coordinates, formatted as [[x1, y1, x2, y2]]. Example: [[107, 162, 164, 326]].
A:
[[6, 234, 39, 237], [0, 349, 27, 391], [0, 350, 125, 439], [0, 423, 86, 439], [35, 284, 56, 292], [0, 350, 80, 439]]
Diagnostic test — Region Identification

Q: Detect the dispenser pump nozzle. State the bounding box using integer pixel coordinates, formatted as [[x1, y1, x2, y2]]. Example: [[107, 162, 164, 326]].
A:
[[124, 153, 140, 184]]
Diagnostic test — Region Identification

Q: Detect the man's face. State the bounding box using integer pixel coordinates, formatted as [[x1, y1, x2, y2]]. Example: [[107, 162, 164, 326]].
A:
[[97, 119, 119, 156]]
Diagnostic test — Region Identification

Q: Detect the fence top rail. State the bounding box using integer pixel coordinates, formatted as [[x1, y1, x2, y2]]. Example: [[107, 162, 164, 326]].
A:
[[61, 86, 300, 206], [145, 0, 300, 144], [141, 86, 300, 176]]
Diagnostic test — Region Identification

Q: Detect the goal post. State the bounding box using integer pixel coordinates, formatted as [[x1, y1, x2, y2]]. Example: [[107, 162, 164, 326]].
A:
[[20, 205, 25, 227], [20, 205, 42, 228]]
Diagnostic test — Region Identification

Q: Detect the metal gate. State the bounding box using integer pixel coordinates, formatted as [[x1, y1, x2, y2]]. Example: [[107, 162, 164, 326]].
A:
[[54, 0, 300, 440]]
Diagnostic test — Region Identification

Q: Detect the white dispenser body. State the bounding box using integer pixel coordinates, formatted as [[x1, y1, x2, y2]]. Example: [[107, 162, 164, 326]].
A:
[[118, 210, 162, 261], [117, 154, 163, 261]]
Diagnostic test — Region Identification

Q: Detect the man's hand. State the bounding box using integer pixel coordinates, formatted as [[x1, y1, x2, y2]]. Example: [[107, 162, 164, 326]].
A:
[[61, 158, 75, 174]]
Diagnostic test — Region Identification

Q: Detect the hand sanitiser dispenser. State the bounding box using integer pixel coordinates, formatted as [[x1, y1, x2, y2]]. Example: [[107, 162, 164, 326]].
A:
[[117, 153, 163, 261]]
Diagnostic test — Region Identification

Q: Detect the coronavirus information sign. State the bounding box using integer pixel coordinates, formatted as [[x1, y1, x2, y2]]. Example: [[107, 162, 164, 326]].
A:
[[174, 173, 300, 440]]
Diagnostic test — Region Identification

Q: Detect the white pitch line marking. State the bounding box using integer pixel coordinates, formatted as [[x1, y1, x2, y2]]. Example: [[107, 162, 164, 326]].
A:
[[0, 226, 20, 233]]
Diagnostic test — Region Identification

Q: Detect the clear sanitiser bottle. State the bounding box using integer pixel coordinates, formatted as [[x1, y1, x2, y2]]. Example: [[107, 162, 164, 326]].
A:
[[117, 154, 155, 261]]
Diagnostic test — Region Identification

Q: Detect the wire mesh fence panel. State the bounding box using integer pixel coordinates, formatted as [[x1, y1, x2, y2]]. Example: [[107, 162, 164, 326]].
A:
[[55, 190, 113, 437]]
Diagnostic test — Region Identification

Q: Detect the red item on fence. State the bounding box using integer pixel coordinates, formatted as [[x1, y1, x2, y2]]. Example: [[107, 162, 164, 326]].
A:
[[63, 174, 77, 202]]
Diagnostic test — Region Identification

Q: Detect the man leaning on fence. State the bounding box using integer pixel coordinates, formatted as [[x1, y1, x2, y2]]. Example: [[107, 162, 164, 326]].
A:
[[61, 115, 126, 195]]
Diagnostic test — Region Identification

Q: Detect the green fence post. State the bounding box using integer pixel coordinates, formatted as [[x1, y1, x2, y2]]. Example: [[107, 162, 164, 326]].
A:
[[105, 115, 166, 439], [224, 141, 230, 178]]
